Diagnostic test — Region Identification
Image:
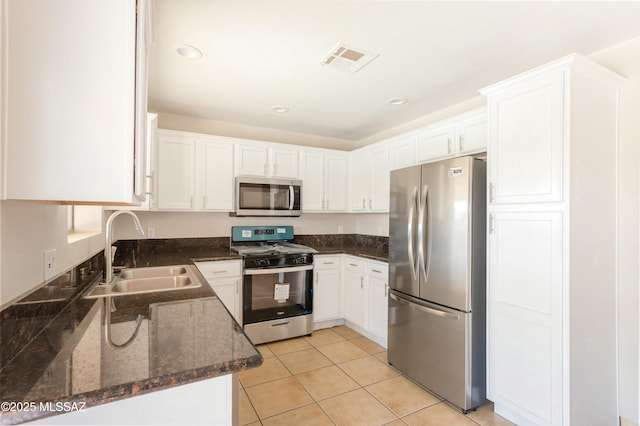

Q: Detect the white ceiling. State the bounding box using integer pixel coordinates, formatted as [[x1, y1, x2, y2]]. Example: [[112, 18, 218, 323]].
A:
[[148, 1, 640, 149]]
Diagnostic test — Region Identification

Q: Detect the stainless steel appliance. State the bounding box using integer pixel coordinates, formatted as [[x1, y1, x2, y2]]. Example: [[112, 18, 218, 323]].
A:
[[388, 156, 487, 413], [231, 226, 316, 344], [231, 177, 302, 217]]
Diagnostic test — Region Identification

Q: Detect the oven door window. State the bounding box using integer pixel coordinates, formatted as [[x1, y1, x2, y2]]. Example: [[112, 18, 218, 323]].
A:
[[243, 268, 312, 323]]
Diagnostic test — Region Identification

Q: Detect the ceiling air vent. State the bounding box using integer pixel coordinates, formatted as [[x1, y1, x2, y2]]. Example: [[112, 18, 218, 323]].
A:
[[320, 43, 379, 73]]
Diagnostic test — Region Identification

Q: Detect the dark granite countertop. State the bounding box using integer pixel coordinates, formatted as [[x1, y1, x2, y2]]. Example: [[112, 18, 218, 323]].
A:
[[0, 234, 386, 424], [0, 251, 261, 425], [294, 234, 388, 262]]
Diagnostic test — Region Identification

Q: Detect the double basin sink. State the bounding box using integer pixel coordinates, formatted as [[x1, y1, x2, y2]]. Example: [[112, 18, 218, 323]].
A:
[[84, 264, 201, 298]]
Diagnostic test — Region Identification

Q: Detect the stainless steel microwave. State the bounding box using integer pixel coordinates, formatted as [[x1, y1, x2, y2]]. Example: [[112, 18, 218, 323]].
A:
[[231, 177, 302, 217]]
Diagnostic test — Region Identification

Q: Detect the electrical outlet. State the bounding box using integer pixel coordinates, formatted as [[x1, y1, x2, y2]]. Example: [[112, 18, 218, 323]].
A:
[[147, 227, 156, 238], [44, 249, 57, 280], [338, 225, 344, 234], [377, 226, 384, 236]]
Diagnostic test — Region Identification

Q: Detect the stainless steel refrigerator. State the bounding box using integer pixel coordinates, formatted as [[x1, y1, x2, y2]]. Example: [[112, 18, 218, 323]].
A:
[[388, 156, 487, 413]]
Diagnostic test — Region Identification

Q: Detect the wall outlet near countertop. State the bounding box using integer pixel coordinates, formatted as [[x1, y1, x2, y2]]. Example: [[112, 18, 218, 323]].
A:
[[338, 225, 344, 234], [44, 249, 57, 280], [147, 227, 156, 238], [377, 226, 384, 236]]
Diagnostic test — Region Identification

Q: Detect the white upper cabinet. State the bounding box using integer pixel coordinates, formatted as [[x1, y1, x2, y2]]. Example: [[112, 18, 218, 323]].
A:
[[156, 131, 234, 211], [389, 135, 416, 171], [197, 140, 234, 211], [415, 123, 456, 163], [235, 143, 268, 176], [235, 142, 298, 178], [156, 134, 195, 210], [269, 147, 299, 178], [350, 143, 390, 212], [486, 72, 564, 205], [415, 108, 487, 164], [299, 149, 347, 212], [388, 107, 487, 170], [1, 0, 150, 203]]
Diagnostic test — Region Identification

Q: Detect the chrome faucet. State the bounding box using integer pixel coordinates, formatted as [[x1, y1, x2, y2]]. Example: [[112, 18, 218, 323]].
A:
[[104, 210, 145, 284]]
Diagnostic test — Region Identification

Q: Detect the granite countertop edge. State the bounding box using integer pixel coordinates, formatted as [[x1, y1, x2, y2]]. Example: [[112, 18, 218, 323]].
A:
[[1, 353, 263, 425]]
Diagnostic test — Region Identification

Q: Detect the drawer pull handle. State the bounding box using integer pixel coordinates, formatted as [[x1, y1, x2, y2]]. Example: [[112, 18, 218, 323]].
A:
[[372, 269, 383, 274], [211, 270, 228, 274], [323, 262, 335, 265], [349, 263, 358, 267]]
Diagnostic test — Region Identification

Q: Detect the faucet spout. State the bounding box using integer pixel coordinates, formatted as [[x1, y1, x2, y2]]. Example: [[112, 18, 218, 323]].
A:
[[104, 210, 145, 284]]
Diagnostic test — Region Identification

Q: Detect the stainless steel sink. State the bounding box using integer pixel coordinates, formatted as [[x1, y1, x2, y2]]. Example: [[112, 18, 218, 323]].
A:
[[119, 265, 188, 280], [83, 264, 201, 298]]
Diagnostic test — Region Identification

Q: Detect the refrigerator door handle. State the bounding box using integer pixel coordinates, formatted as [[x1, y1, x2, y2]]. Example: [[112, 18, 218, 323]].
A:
[[408, 186, 418, 280], [418, 184, 430, 284], [390, 292, 460, 321]]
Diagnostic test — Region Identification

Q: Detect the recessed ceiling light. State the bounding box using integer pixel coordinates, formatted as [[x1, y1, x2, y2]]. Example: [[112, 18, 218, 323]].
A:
[[176, 45, 202, 59], [272, 106, 290, 113], [388, 98, 408, 106]]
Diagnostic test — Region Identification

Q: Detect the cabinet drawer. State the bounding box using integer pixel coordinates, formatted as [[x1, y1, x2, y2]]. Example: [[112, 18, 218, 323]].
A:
[[194, 260, 241, 279], [343, 256, 367, 273], [368, 261, 388, 277], [314, 255, 341, 270]]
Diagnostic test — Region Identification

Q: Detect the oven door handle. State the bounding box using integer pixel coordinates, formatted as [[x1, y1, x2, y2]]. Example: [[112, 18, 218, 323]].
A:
[[244, 265, 314, 275]]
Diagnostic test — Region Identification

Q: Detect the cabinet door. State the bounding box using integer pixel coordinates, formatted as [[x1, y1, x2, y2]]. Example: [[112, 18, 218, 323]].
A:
[[487, 72, 564, 205], [343, 259, 367, 329], [156, 136, 195, 210], [235, 143, 268, 176], [455, 110, 487, 155], [314, 268, 342, 322], [487, 211, 562, 425], [3, 0, 139, 203], [210, 277, 241, 323], [415, 124, 455, 163], [367, 262, 388, 345], [325, 154, 347, 211], [350, 151, 371, 211], [299, 150, 325, 211], [389, 136, 415, 170], [197, 140, 234, 211], [270, 147, 299, 178], [370, 145, 390, 211]]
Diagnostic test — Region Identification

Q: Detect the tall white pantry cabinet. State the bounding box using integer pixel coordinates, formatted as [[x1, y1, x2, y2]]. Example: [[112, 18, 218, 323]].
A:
[[481, 54, 625, 426]]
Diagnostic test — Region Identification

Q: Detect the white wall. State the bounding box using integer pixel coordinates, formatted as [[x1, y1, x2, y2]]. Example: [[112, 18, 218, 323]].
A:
[[110, 211, 390, 240], [591, 36, 640, 424], [0, 201, 103, 308]]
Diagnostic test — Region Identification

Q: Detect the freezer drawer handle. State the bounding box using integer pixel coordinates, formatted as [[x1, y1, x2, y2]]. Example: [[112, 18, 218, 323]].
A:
[[389, 293, 460, 320]]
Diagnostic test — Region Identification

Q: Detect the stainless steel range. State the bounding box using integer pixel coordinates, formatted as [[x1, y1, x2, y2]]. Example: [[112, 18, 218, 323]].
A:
[[231, 226, 316, 344]]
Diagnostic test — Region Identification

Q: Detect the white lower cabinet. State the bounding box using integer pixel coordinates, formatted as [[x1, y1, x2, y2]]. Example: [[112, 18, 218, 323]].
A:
[[367, 261, 388, 347], [487, 211, 563, 425], [342, 256, 367, 331], [195, 260, 242, 323], [313, 255, 342, 325], [338, 256, 389, 346]]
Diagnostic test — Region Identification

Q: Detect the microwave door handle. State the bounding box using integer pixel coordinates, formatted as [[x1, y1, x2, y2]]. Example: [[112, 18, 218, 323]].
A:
[[289, 185, 294, 210]]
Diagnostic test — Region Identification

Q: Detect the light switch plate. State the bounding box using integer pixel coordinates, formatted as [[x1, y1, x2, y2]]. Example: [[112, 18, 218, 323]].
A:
[[44, 249, 57, 280]]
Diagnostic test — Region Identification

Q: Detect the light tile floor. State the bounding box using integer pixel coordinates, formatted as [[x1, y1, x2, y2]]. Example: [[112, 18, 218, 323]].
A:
[[239, 326, 515, 426]]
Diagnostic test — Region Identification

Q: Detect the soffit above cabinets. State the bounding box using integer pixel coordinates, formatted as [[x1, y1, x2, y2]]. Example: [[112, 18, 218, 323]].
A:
[[148, 1, 640, 148]]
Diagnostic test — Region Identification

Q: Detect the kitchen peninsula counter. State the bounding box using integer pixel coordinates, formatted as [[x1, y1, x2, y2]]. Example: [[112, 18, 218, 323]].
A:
[[0, 250, 261, 425]]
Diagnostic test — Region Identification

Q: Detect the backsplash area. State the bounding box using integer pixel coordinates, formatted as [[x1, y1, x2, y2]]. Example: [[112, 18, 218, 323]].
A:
[[0, 252, 104, 369]]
